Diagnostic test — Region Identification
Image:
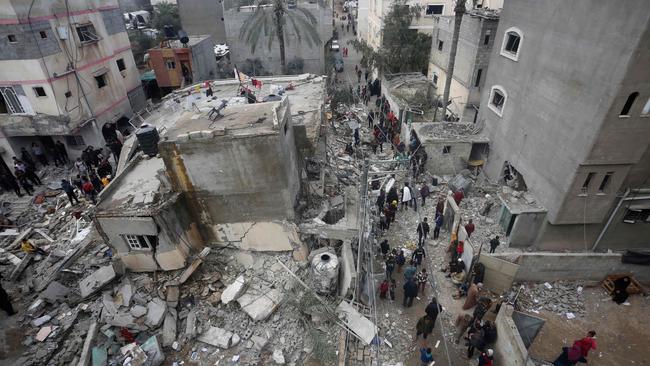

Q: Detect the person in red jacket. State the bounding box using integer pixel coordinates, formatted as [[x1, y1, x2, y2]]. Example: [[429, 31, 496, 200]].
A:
[[453, 189, 464, 205], [478, 349, 494, 366], [456, 241, 465, 257], [81, 177, 96, 204], [464, 219, 475, 238], [574, 330, 597, 358], [378, 279, 389, 299]]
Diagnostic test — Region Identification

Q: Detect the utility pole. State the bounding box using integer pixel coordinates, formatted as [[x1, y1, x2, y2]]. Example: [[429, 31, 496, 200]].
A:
[[442, 0, 466, 121]]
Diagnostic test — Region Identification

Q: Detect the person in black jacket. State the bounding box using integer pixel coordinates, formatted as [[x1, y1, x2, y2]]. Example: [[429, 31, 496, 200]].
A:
[[417, 218, 430, 246], [61, 179, 79, 205], [403, 279, 418, 307]]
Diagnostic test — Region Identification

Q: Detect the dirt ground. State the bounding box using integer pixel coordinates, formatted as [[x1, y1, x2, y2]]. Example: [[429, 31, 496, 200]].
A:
[[528, 286, 650, 366]]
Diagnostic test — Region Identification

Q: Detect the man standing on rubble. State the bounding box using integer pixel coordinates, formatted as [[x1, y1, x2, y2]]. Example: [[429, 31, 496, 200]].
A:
[[412, 246, 426, 266], [417, 218, 430, 246], [403, 278, 418, 307], [402, 182, 413, 211], [61, 179, 80, 205], [434, 213, 443, 240], [81, 177, 97, 204], [465, 219, 475, 238], [489, 236, 500, 253]]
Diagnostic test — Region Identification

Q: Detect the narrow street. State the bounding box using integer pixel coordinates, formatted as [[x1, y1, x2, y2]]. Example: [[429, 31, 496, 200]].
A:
[[331, 6, 476, 365]]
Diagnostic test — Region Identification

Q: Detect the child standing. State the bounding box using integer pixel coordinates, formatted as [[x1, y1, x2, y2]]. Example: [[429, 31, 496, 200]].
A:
[[420, 347, 433, 366]]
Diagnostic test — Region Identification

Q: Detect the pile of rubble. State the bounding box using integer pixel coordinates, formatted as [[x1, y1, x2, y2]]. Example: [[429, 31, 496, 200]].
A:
[[515, 281, 587, 318]]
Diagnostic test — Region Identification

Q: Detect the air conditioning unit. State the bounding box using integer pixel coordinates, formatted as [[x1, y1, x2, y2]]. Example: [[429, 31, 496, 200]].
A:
[[57, 26, 69, 40]]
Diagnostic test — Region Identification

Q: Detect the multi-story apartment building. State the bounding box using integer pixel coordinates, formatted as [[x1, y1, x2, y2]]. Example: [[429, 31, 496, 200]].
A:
[[358, 0, 502, 52], [428, 8, 499, 122], [478, 0, 650, 251], [0, 0, 146, 169]]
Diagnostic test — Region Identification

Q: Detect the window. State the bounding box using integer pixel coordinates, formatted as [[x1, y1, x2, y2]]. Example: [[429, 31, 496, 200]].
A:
[[165, 59, 176, 69], [500, 27, 523, 61], [39, 31, 47, 39], [7, 34, 17, 43], [442, 145, 451, 154], [619, 92, 638, 116], [116, 58, 126, 72], [437, 40, 443, 51], [474, 69, 483, 87], [76, 23, 99, 44], [425, 4, 444, 15], [623, 209, 650, 224], [94, 73, 107, 89], [488, 86, 506, 116], [582, 172, 595, 190], [642, 97, 650, 116], [33, 87, 46, 97], [432, 73, 438, 87], [122, 234, 157, 250], [65, 135, 85, 147], [598, 172, 613, 193], [0, 86, 25, 114], [483, 30, 491, 45]]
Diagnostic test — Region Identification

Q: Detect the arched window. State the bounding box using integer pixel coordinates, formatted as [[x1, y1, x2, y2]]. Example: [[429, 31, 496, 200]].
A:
[[488, 85, 507, 117], [500, 27, 523, 61], [620, 92, 639, 116]]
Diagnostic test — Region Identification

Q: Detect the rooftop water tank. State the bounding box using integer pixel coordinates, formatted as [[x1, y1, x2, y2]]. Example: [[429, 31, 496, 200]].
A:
[[135, 125, 159, 157]]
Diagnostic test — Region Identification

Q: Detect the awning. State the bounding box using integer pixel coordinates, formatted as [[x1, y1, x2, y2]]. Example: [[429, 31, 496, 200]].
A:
[[140, 70, 156, 81]]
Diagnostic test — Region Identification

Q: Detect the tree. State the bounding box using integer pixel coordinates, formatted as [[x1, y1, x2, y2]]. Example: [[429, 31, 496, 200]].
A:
[[350, 1, 431, 75], [239, 0, 320, 73], [151, 2, 181, 34], [128, 30, 156, 66], [442, 0, 466, 116]]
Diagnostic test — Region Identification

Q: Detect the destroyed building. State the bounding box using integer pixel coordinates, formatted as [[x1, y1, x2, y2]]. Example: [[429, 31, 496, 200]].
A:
[[477, 0, 650, 251], [94, 155, 205, 271], [95, 74, 327, 270], [0, 0, 147, 167]]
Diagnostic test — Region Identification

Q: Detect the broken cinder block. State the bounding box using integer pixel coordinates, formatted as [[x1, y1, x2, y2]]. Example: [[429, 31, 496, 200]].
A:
[[197, 326, 234, 349], [79, 265, 117, 299], [221, 275, 246, 304]]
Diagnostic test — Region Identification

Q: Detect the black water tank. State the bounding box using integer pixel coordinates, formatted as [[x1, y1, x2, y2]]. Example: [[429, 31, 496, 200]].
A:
[[136, 125, 159, 157], [178, 30, 189, 45]]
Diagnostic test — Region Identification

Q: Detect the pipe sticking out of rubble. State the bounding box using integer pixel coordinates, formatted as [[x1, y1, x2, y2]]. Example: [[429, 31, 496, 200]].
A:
[[273, 258, 366, 343]]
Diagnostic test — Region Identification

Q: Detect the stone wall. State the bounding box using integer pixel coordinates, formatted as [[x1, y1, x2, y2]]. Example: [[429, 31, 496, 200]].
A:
[[494, 305, 536, 366], [494, 252, 650, 284], [101, 8, 128, 35], [189, 36, 218, 82]]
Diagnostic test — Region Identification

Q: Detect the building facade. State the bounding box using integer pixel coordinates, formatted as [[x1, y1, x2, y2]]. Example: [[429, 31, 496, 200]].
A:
[[428, 9, 499, 122], [0, 0, 146, 168], [146, 35, 217, 90], [478, 0, 650, 251], [178, 0, 227, 44]]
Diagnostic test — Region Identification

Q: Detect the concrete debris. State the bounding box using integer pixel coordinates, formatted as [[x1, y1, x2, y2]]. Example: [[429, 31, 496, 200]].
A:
[[221, 275, 246, 304], [79, 265, 117, 299], [107, 312, 135, 327], [35, 326, 53, 342], [41, 281, 71, 303], [336, 301, 377, 345], [162, 309, 177, 347], [184, 309, 197, 339], [130, 305, 148, 318], [145, 298, 167, 328], [117, 279, 133, 307], [177, 247, 211, 284], [272, 349, 286, 364], [78, 322, 98, 366], [31, 314, 52, 327], [197, 326, 234, 349], [166, 285, 180, 308], [237, 288, 284, 321], [515, 281, 586, 316]]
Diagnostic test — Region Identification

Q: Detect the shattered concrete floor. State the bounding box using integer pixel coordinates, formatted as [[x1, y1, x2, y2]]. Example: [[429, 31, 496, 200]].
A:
[[527, 287, 650, 366]]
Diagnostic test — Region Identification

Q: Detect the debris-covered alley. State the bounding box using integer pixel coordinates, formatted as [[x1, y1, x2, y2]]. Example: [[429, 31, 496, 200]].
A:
[[0, 28, 649, 366]]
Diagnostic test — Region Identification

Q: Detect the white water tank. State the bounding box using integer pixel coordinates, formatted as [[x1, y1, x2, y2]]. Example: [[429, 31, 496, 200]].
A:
[[311, 250, 340, 295]]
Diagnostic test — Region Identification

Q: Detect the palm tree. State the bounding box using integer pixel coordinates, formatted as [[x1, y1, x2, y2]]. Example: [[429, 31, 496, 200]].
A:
[[239, 0, 321, 74], [442, 0, 466, 120]]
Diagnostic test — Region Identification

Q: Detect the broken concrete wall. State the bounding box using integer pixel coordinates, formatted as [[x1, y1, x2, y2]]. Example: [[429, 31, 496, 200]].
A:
[[212, 221, 298, 251], [338, 240, 356, 297], [494, 305, 536, 366], [159, 99, 301, 243], [507, 211, 546, 248], [422, 140, 473, 175], [478, 254, 519, 293], [495, 252, 650, 284], [94, 194, 203, 272]]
